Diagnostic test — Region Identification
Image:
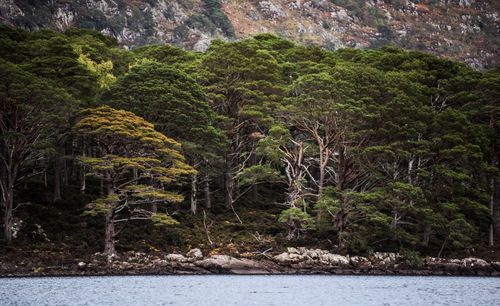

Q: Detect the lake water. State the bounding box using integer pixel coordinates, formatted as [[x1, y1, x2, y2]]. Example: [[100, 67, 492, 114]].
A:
[[1, 275, 499, 305]]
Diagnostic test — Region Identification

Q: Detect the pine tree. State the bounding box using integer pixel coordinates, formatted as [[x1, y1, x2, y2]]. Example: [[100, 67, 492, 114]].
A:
[[74, 106, 195, 255], [198, 39, 284, 211]]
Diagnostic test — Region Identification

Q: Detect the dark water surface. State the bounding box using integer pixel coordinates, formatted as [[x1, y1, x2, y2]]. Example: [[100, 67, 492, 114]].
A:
[[1, 275, 499, 305]]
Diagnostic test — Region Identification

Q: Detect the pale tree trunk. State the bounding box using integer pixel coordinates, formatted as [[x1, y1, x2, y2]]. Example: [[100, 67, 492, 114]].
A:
[[224, 171, 234, 210], [318, 146, 327, 195], [335, 147, 346, 191], [408, 158, 415, 184], [53, 155, 62, 202], [204, 175, 212, 210], [318, 161, 325, 194], [80, 166, 86, 194], [335, 211, 344, 250], [422, 225, 431, 247], [190, 173, 198, 215], [1, 164, 15, 245], [224, 125, 239, 210], [104, 175, 116, 256], [438, 236, 449, 258], [145, 171, 157, 213], [2, 183, 14, 244], [104, 207, 115, 256], [80, 142, 86, 194], [317, 146, 328, 224], [285, 141, 305, 207], [490, 177, 494, 246]]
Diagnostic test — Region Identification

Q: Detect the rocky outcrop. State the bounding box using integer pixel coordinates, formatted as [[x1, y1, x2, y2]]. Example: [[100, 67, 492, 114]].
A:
[[195, 255, 281, 274], [270, 248, 500, 276], [186, 248, 203, 260], [1, 248, 499, 277], [424, 256, 495, 276]]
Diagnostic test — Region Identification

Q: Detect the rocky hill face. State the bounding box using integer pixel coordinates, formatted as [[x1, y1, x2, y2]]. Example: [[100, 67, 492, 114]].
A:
[[0, 0, 498, 68]]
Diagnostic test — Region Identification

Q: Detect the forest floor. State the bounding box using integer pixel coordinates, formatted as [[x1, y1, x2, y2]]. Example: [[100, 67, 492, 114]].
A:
[[1, 186, 499, 277]]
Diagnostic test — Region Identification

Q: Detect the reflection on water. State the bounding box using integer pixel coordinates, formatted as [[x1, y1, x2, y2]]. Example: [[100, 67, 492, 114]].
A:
[[1, 275, 499, 306]]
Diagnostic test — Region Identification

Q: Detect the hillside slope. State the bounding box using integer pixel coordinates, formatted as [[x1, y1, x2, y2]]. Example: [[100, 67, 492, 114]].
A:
[[0, 0, 498, 67]]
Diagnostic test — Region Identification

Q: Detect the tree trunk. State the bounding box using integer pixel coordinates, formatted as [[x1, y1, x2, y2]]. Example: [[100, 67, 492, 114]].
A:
[[150, 179, 158, 213], [104, 178, 116, 256], [53, 155, 62, 202], [1, 162, 15, 244], [150, 202, 158, 213], [224, 171, 234, 210], [224, 126, 239, 210], [2, 185, 13, 244], [490, 177, 495, 246], [494, 176, 500, 238], [62, 157, 69, 187], [43, 169, 47, 188], [80, 142, 87, 194], [422, 225, 431, 247], [190, 173, 198, 215], [437, 236, 449, 258], [489, 117, 500, 239], [1, 156, 17, 245], [104, 208, 115, 256], [204, 174, 211, 210], [250, 145, 259, 201], [80, 165, 86, 194], [335, 147, 346, 191], [318, 149, 326, 195], [100, 178, 104, 196], [318, 165, 325, 194], [336, 215, 344, 250]]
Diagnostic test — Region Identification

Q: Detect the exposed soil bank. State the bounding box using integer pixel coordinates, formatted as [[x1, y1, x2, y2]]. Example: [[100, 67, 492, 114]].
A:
[[1, 247, 499, 277]]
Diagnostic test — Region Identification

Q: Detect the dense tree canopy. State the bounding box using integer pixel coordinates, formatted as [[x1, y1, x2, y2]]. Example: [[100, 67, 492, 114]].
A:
[[0, 60, 74, 244], [0, 25, 498, 260]]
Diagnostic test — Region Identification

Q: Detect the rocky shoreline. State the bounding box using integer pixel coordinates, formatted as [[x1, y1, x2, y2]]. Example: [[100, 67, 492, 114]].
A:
[[1, 247, 499, 277]]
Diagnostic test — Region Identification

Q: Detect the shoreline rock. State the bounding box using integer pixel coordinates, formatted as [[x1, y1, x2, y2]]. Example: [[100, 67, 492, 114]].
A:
[[1, 248, 499, 277]]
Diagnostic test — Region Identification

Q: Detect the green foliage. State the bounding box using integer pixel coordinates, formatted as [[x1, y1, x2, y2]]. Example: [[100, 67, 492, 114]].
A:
[[400, 249, 424, 266], [199, 39, 284, 129], [132, 44, 198, 69], [278, 207, 315, 239], [238, 164, 283, 186], [1, 25, 498, 258], [75, 106, 195, 222], [102, 61, 227, 176], [103, 62, 211, 140], [152, 213, 180, 226], [446, 219, 476, 249], [315, 188, 393, 250]]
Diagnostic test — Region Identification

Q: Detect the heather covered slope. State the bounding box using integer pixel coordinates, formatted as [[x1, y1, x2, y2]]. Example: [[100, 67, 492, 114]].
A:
[[0, 0, 498, 68]]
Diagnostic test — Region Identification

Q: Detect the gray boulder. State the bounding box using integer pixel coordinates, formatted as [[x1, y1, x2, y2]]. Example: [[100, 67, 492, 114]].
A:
[[186, 248, 203, 260], [196, 255, 277, 274], [165, 254, 188, 263]]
